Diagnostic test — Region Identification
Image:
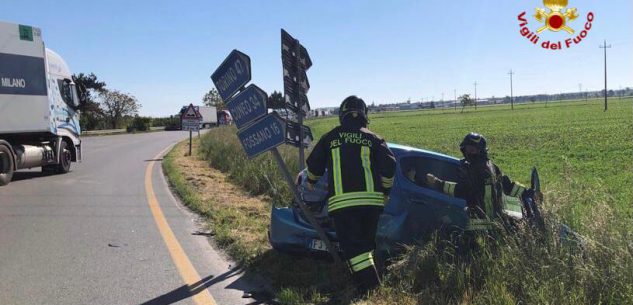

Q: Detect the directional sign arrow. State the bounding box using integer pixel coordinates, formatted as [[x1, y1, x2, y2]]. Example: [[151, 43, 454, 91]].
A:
[[211, 50, 252, 101], [226, 84, 269, 129], [284, 94, 309, 113], [281, 29, 312, 70], [283, 67, 310, 93], [237, 112, 286, 159], [281, 29, 312, 112], [285, 120, 313, 148]]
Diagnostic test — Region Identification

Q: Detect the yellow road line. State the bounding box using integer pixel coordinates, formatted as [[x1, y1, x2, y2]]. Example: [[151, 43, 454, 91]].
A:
[[145, 149, 217, 305]]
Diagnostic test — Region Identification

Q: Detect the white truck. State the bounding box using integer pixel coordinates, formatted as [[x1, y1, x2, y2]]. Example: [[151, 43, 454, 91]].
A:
[[197, 106, 218, 128], [0, 21, 85, 186]]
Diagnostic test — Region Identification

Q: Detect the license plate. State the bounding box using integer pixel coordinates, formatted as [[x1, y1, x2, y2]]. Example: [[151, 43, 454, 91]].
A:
[[309, 239, 338, 252]]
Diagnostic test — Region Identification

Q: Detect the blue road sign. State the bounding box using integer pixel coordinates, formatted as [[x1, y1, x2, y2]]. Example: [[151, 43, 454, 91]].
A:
[[211, 50, 252, 101], [226, 84, 268, 129], [237, 112, 286, 158]]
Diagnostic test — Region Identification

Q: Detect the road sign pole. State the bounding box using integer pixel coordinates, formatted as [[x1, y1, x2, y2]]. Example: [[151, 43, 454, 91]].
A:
[[189, 130, 192, 156], [294, 39, 306, 170], [270, 147, 342, 265], [298, 105, 305, 169]]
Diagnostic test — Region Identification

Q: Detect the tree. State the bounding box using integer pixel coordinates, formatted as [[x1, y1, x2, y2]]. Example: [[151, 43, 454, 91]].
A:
[[98, 89, 141, 129], [267, 90, 285, 109], [73, 73, 107, 130], [459, 94, 474, 113], [73, 73, 106, 92], [202, 88, 225, 110]]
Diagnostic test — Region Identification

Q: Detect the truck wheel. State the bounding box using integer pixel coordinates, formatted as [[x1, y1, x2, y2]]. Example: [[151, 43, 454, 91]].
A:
[[56, 141, 71, 174], [0, 145, 15, 186]]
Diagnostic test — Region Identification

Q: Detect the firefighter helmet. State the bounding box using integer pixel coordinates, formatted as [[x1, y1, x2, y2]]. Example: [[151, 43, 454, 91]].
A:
[[460, 132, 488, 161], [339, 95, 368, 125]]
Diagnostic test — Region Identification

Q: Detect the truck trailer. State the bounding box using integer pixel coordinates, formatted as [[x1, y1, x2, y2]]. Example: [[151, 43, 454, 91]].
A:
[[0, 21, 85, 186], [197, 106, 217, 128]]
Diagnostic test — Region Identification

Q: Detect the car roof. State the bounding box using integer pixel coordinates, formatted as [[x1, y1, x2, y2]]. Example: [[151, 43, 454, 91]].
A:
[[387, 142, 460, 163]]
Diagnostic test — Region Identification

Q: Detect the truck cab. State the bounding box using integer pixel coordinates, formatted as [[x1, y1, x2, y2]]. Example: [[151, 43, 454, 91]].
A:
[[0, 21, 85, 185]]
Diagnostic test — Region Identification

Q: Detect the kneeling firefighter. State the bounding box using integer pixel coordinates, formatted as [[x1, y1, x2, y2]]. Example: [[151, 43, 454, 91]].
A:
[[306, 95, 396, 293], [426, 132, 535, 231]]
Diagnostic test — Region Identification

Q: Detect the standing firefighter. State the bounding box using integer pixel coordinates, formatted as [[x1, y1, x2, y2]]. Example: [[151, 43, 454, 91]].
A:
[[426, 132, 534, 231], [306, 96, 396, 293]]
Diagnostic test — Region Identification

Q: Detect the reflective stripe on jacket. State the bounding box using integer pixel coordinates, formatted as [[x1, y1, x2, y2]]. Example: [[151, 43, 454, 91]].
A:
[[438, 160, 527, 220], [306, 125, 396, 212]]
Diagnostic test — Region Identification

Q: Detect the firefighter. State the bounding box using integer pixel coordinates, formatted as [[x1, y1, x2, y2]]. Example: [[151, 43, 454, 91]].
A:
[[426, 132, 534, 231], [306, 95, 396, 293]]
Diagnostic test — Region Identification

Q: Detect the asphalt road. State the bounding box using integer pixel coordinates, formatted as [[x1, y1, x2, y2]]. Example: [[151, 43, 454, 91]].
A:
[[0, 131, 261, 305]]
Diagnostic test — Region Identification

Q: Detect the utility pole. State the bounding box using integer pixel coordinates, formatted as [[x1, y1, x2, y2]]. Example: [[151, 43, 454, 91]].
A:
[[508, 70, 514, 110], [473, 81, 478, 109], [454, 89, 457, 110], [620, 85, 623, 100], [579, 83, 582, 102], [585, 89, 588, 103], [599, 39, 611, 111]]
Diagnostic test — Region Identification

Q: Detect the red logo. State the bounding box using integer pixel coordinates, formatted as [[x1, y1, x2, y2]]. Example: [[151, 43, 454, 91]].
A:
[[518, 0, 594, 50]]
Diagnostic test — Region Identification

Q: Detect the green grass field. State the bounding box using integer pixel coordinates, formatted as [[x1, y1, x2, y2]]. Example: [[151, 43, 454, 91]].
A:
[[185, 97, 633, 304], [308, 98, 633, 229]]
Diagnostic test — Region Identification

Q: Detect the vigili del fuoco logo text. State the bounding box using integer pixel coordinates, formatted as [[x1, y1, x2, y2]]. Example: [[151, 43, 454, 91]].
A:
[[518, 0, 594, 50]]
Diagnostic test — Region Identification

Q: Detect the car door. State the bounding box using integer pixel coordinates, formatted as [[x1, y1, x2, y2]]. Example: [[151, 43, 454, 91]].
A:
[[398, 153, 469, 237]]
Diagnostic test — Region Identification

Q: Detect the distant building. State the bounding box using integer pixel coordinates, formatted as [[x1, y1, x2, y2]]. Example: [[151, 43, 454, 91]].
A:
[[308, 107, 336, 118], [398, 103, 418, 110]]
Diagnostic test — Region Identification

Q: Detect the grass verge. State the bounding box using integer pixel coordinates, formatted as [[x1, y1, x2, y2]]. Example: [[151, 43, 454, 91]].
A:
[[162, 137, 354, 304], [164, 98, 633, 304]]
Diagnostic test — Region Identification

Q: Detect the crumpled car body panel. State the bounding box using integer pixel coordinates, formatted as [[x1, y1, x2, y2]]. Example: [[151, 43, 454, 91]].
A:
[[269, 143, 525, 257]]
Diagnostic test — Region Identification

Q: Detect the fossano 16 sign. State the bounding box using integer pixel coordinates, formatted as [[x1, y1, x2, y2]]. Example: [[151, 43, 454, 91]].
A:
[[517, 0, 594, 51]]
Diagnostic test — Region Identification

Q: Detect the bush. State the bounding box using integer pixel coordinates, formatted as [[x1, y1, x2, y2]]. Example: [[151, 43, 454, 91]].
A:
[[152, 116, 179, 127], [127, 116, 152, 132], [199, 126, 300, 205]]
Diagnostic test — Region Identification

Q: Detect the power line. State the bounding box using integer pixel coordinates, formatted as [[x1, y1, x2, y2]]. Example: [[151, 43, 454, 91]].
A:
[[599, 39, 612, 111]]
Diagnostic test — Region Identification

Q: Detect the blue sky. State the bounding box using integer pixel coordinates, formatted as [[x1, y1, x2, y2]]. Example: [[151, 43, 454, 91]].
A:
[[3, 0, 632, 116]]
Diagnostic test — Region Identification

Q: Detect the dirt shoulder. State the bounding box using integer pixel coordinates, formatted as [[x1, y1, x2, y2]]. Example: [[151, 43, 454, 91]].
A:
[[162, 138, 272, 262]]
